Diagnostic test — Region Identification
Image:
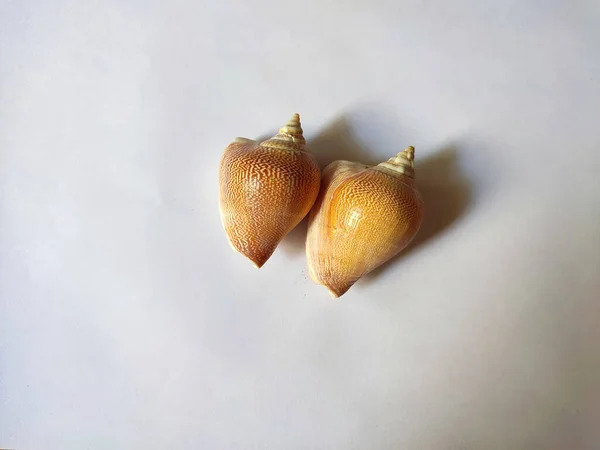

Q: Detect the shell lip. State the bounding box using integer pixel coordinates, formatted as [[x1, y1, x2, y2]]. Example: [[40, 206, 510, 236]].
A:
[[232, 137, 256, 144]]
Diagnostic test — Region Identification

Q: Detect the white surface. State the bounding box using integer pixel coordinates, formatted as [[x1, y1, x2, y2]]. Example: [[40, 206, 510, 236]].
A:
[[1, 0, 599, 448]]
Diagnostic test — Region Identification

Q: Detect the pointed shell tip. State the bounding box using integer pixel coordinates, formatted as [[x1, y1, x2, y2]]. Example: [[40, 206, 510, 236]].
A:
[[324, 282, 352, 298], [246, 253, 268, 269], [288, 113, 301, 127], [278, 113, 304, 137]]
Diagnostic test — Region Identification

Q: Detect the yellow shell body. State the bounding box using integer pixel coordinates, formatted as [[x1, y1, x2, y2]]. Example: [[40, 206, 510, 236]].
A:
[[219, 114, 321, 268], [306, 147, 424, 297]]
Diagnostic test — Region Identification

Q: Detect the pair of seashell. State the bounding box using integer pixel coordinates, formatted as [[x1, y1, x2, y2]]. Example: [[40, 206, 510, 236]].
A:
[[219, 114, 423, 297]]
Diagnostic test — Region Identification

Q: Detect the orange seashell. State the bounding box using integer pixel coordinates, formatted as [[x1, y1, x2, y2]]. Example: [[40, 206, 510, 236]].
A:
[[219, 114, 321, 268], [306, 146, 424, 297]]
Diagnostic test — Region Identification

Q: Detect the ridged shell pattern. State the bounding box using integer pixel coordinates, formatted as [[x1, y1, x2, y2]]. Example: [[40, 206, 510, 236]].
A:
[[306, 146, 423, 297], [219, 114, 321, 268]]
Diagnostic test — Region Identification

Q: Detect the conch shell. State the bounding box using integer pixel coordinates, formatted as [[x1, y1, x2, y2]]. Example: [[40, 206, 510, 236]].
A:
[[219, 114, 321, 268], [306, 146, 424, 297]]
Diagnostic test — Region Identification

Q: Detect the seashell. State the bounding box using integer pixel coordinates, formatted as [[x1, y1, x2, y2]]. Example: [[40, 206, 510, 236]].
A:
[[306, 146, 424, 297], [219, 114, 321, 268]]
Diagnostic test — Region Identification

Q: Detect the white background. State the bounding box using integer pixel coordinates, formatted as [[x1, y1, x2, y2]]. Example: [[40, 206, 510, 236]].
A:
[[1, 0, 599, 448]]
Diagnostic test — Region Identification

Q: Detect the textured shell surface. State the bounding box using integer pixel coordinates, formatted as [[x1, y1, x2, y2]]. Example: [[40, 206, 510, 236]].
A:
[[306, 147, 424, 297], [219, 114, 321, 268]]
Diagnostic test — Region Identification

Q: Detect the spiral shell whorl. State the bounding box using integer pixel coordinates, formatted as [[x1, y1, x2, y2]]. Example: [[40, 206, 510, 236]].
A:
[[377, 146, 416, 178], [279, 113, 303, 137], [260, 113, 306, 151]]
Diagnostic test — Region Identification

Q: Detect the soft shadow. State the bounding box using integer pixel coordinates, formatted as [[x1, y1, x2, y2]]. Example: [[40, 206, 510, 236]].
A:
[[363, 145, 471, 283], [255, 131, 277, 143], [309, 117, 381, 169], [410, 147, 471, 248], [278, 216, 308, 256]]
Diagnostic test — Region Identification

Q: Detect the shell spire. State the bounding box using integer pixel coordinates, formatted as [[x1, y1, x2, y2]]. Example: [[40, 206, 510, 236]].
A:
[[377, 146, 416, 178], [279, 113, 303, 137], [260, 113, 306, 151]]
